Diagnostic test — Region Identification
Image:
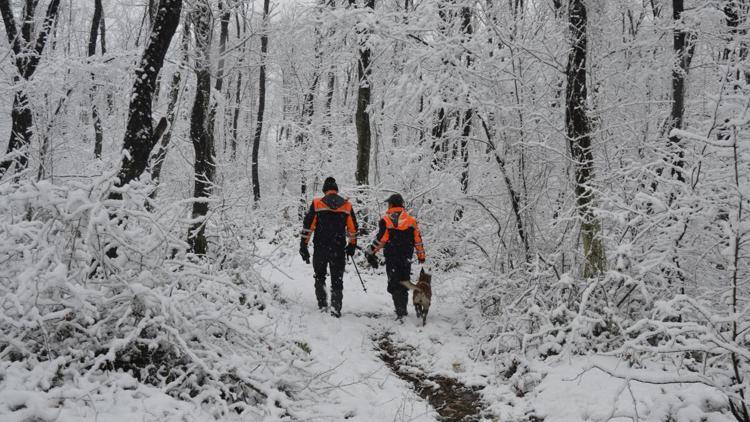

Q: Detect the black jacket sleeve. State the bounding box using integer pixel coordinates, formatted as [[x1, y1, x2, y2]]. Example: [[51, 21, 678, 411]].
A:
[[301, 203, 316, 245]]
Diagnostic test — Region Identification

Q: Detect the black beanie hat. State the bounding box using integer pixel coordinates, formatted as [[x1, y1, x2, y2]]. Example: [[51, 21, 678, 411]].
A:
[[385, 193, 404, 207], [322, 177, 338, 192]]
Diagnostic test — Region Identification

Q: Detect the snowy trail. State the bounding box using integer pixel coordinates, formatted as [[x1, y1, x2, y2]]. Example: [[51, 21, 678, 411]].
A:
[[255, 242, 496, 421]]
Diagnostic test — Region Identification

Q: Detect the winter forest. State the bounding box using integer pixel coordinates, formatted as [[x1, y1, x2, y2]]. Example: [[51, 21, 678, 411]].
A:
[[1, 0, 749, 420]]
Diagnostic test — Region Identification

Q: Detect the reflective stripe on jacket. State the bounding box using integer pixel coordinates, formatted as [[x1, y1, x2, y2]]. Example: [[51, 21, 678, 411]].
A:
[[368, 206, 425, 261]]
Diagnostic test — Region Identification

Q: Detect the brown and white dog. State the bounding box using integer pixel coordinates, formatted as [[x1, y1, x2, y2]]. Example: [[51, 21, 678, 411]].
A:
[[401, 268, 432, 326]]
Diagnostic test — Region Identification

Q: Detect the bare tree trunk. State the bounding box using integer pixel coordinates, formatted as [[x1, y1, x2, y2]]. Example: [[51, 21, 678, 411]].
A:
[[188, 0, 215, 256], [296, 73, 320, 217], [149, 24, 189, 204], [728, 125, 750, 422], [112, 0, 181, 195], [210, 1, 230, 154], [431, 108, 447, 170], [232, 71, 243, 158], [0, 0, 62, 178], [99, 4, 106, 54], [251, 0, 269, 203], [323, 71, 335, 142], [231, 7, 246, 159], [354, 0, 374, 186], [566, 0, 605, 277], [667, 0, 695, 183], [215, 2, 230, 93], [459, 4, 473, 194], [480, 116, 530, 262], [89, 0, 104, 158]]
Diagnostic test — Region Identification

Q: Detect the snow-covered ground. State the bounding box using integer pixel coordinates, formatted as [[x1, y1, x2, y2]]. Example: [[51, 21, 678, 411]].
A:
[[0, 241, 735, 421], [255, 242, 468, 421], [253, 242, 734, 422]]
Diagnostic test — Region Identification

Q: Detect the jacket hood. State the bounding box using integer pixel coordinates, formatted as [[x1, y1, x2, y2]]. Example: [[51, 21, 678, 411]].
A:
[[322, 192, 346, 209]]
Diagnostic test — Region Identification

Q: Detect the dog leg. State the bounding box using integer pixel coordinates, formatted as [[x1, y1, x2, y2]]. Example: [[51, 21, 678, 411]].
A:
[[414, 303, 422, 319], [422, 307, 428, 326]]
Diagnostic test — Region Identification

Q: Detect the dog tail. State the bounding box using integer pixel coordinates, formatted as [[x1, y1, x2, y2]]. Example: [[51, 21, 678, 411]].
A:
[[400, 280, 419, 291]]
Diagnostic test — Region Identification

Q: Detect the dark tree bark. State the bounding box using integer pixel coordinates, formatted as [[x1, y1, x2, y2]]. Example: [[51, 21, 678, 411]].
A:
[[89, 0, 104, 158], [566, 0, 605, 277], [231, 71, 243, 158], [148, 72, 179, 204], [552, 0, 563, 15], [667, 0, 695, 183], [354, 0, 374, 186], [0, 0, 62, 178], [188, 0, 215, 256], [215, 1, 230, 93], [99, 4, 106, 54], [149, 24, 188, 204], [251, 0, 270, 202], [458, 4, 472, 194], [431, 108, 448, 170], [295, 73, 320, 218], [113, 0, 181, 194], [323, 71, 335, 142], [211, 1, 229, 153], [230, 6, 246, 159]]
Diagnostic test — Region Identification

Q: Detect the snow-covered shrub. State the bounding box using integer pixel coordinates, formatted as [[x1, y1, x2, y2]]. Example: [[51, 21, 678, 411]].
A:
[[0, 176, 325, 418]]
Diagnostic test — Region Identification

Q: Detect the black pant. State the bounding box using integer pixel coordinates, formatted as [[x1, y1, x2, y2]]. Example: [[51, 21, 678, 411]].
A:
[[313, 244, 345, 311], [385, 257, 410, 317]]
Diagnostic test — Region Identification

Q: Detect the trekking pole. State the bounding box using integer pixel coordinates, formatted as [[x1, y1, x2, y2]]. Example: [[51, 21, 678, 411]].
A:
[[349, 255, 367, 293]]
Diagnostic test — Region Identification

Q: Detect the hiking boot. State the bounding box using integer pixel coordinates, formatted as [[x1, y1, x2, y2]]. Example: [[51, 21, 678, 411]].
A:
[[319, 305, 329, 313], [330, 308, 341, 318]]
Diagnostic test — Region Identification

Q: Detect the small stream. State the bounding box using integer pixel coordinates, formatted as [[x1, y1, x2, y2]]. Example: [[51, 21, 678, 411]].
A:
[[375, 332, 491, 422]]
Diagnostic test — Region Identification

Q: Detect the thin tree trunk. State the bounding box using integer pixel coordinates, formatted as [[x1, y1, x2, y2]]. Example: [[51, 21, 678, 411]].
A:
[[296, 73, 320, 217], [99, 4, 106, 54], [251, 0, 270, 203], [459, 5, 472, 194], [89, 0, 104, 158], [566, 0, 605, 277], [112, 0, 181, 194], [211, 1, 230, 153], [667, 0, 695, 183], [354, 0, 374, 186], [188, 0, 215, 255], [38, 88, 72, 181], [0, 0, 62, 178], [230, 5, 246, 159], [149, 23, 188, 204], [480, 116, 530, 262], [323, 71, 335, 142], [232, 71, 243, 158], [728, 125, 750, 422], [148, 72, 179, 203], [215, 2, 230, 93]]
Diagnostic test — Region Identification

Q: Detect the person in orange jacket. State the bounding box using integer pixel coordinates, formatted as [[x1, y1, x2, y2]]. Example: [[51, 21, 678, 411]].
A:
[[364, 193, 426, 321], [300, 177, 358, 317]]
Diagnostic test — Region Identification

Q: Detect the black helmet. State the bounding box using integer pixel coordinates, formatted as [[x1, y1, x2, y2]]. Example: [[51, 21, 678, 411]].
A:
[[384, 193, 404, 207], [322, 177, 338, 192]]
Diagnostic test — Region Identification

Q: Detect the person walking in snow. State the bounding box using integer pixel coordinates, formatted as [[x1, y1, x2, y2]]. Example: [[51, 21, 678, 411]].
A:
[[300, 177, 358, 318], [364, 193, 426, 321]]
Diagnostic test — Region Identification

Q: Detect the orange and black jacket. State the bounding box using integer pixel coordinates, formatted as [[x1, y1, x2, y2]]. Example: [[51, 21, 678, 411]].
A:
[[367, 207, 425, 262], [301, 191, 358, 248]]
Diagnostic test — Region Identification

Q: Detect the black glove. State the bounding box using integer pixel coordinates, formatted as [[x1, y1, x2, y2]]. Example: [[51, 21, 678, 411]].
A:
[[345, 243, 356, 257], [299, 242, 310, 264], [366, 252, 379, 269]]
